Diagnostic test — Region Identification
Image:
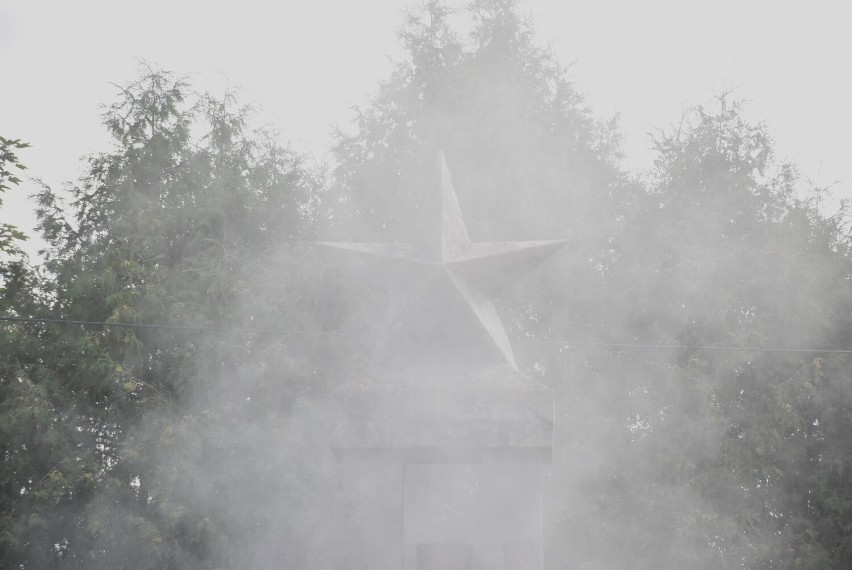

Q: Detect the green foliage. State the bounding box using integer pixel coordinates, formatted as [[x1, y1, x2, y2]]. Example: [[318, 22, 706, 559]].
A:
[[332, 0, 620, 245], [1, 65, 339, 568], [2, 1, 851, 568], [544, 97, 852, 568], [330, 2, 852, 568], [0, 136, 30, 254]]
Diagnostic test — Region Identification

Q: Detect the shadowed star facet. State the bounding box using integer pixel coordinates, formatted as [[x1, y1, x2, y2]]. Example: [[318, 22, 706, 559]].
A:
[[320, 151, 567, 371]]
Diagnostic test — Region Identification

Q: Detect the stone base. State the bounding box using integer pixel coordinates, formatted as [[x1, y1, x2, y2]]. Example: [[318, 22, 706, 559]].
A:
[[334, 364, 551, 568], [332, 363, 554, 454], [339, 459, 545, 569]]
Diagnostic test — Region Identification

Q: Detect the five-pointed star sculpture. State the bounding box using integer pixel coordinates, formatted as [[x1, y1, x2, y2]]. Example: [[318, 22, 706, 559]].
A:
[[320, 151, 567, 371]]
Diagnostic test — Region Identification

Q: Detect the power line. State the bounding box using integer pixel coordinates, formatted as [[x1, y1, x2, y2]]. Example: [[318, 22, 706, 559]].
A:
[[2, 315, 851, 354], [0, 316, 372, 338], [516, 338, 852, 355]]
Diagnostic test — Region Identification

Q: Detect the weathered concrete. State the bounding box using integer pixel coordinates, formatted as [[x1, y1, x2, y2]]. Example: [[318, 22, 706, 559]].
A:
[[324, 151, 565, 568], [332, 363, 553, 460], [318, 151, 567, 372]]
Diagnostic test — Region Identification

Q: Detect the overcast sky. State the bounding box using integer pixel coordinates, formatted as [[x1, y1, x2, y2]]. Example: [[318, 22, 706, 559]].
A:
[[2, 1, 849, 254]]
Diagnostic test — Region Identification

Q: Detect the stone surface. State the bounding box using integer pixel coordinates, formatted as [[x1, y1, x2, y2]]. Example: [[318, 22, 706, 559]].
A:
[[332, 363, 553, 462], [319, 150, 567, 371], [323, 151, 564, 568]]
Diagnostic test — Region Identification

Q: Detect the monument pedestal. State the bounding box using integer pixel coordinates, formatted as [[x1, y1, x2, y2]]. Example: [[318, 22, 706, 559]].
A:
[[334, 364, 552, 569], [324, 150, 565, 568]]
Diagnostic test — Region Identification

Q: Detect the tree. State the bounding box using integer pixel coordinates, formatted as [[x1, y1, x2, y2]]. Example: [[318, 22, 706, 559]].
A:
[[545, 98, 852, 568], [329, 1, 852, 568], [3, 1, 851, 567], [1, 137, 98, 567], [1, 67, 342, 568], [0, 136, 30, 255]]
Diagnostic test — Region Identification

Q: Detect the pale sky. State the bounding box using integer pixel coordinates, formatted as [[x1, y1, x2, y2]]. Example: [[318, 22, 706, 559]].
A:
[[2, 1, 849, 256]]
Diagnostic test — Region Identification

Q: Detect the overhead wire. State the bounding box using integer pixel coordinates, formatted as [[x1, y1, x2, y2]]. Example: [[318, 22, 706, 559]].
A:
[[0, 316, 372, 337], [2, 315, 851, 354], [515, 338, 852, 354]]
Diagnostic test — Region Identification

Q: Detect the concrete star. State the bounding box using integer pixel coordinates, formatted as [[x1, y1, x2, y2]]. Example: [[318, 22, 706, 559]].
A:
[[320, 151, 567, 370]]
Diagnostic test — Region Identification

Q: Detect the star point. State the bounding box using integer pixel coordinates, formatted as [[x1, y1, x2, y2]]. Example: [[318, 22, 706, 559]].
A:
[[320, 151, 567, 371]]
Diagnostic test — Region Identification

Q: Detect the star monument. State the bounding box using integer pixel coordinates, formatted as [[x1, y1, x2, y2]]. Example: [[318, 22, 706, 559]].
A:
[[324, 151, 566, 569], [320, 150, 566, 372]]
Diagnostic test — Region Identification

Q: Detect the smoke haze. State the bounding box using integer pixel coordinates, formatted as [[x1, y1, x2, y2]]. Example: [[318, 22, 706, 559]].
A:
[[1, 1, 851, 569]]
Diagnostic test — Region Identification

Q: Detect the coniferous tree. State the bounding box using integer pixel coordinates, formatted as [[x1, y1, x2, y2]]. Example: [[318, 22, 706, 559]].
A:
[[1, 67, 341, 568], [2, 2, 851, 567], [329, 2, 852, 568]]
